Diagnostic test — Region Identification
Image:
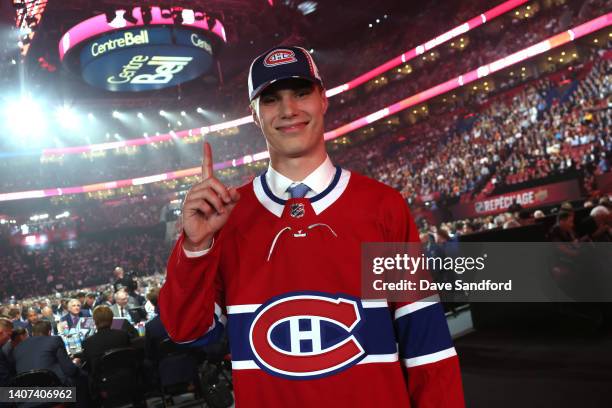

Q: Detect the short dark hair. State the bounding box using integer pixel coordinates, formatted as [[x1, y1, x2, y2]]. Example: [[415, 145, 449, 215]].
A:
[[11, 327, 27, 341], [32, 320, 51, 336], [7, 308, 20, 319]]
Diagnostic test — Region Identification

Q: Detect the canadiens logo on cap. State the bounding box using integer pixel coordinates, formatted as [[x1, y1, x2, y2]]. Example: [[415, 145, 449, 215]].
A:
[[263, 49, 298, 67]]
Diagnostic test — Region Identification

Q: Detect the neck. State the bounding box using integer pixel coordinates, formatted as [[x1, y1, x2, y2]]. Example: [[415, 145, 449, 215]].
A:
[[270, 149, 327, 181]]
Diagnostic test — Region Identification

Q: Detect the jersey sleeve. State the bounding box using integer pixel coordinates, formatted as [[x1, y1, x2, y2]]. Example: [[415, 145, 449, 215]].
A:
[[382, 190, 465, 408], [159, 233, 226, 345]]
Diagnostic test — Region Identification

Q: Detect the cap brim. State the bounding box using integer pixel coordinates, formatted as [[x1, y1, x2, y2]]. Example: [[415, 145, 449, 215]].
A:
[[249, 75, 322, 101]]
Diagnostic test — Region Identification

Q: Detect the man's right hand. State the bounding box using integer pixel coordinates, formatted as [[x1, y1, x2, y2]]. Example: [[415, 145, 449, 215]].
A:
[[182, 142, 240, 251]]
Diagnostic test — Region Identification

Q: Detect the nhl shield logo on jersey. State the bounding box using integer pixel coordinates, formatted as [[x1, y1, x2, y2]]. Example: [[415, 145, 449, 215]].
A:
[[289, 203, 305, 218], [263, 49, 298, 67], [249, 292, 366, 379]]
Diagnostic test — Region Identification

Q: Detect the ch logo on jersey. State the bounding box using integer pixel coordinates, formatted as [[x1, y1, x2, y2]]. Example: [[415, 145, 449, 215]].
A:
[[289, 203, 305, 218], [263, 49, 297, 67], [249, 293, 365, 379]]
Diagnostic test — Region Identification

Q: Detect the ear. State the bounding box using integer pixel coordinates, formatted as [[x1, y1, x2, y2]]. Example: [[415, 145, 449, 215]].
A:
[[321, 89, 329, 114], [250, 100, 261, 128]]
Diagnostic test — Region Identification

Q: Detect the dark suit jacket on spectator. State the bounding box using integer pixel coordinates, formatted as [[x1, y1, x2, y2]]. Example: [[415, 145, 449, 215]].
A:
[[60, 311, 91, 330], [144, 315, 169, 363], [13, 336, 79, 385], [82, 328, 131, 373], [0, 342, 15, 386]]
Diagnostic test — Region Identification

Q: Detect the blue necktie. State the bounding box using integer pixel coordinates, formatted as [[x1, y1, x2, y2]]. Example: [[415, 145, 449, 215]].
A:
[[287, 183, 310, 198]]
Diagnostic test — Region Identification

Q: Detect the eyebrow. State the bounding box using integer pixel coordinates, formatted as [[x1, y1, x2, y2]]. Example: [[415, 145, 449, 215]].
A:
[[261, 82, 315, 97]]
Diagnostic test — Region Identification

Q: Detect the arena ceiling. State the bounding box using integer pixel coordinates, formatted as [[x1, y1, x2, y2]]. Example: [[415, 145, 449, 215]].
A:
[[1, 0, 433, 107]]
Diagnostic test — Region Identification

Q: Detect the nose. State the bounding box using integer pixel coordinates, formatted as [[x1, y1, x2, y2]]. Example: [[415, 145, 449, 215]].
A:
[[279, 95, 298, 119]]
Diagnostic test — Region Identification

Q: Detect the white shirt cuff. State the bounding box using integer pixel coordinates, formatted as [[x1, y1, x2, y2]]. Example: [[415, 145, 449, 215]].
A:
[[183, 238, 214, 258]]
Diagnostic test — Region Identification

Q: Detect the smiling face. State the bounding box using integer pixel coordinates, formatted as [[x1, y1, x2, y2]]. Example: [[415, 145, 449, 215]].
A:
[[252, 79, 328, 162]]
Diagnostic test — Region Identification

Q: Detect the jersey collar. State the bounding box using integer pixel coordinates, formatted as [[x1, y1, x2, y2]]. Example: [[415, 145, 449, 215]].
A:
[[254, 166, 350, 217]]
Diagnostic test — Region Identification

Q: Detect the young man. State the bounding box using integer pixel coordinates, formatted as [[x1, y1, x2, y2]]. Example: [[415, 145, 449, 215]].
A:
[[160, 46, 464, 407]]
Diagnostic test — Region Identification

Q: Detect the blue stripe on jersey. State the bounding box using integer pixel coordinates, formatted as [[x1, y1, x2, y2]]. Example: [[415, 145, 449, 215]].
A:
[[394, 302, 453, 359], [179, 314, 225, 347], [227, 306, 396, 361]]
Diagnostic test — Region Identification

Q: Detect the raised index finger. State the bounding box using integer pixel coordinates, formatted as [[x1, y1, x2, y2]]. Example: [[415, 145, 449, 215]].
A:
[[202, 142, 213, 179]]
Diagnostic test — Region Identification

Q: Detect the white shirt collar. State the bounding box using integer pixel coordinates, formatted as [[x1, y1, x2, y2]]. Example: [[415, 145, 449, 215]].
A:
[[265, 156, 335, 199]]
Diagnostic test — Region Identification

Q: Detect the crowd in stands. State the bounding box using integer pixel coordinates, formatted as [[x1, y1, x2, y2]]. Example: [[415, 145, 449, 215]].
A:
[[0, 232, 169, 300], [77, 200, 164, 232], [421, 195, 612, 242], [336, 56, 610, 204]]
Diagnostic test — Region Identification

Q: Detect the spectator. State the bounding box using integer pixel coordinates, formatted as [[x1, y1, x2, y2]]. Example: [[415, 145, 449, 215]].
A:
[[548, 211, 577, 242], [144, 287, 168, 364], [13, 320, 80, 385], [41, 306, 58, 335], [110, 290, 133, 322], [81, 305, 131, 373], [60, 299, 89, 330], [0, 318, 14, 386]]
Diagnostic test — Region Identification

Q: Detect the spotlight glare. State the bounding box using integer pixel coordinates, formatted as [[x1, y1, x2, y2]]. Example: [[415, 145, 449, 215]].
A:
[[87, 112, 94, 120], [180, 111, 187, 117], [159, 110, 166, 116], [55, 106, 80, 129], [137, 112, 144, 119], [112, 110, 120, 118], [4, 96, 46, 137]]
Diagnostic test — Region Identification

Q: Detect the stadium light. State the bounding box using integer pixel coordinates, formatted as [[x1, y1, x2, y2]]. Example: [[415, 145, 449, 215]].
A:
[[87, 112, 94, 120], [112, 110, 120, 118], [137, 112, 144, 119], [55, 106, 80, 129], [4, 96, 46, 138]]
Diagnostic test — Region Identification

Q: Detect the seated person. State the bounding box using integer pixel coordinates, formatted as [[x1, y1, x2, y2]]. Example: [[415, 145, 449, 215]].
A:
[[144, 288, 168, 363], [3, 327, 28, 362], [21, 308, 40, 336], [82, 306, 131, 373], [110, 290, 134, 323], [0, 318, 14, 386], [60, 299, 90, 330], [13, 320, 80, 385]]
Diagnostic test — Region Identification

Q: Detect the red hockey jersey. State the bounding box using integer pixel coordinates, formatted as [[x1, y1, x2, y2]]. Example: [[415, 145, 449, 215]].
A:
[[160, 167, 464, 407]]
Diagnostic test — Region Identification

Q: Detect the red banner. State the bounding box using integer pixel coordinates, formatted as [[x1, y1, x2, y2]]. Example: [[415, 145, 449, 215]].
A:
[[450, 180, 581, 219]]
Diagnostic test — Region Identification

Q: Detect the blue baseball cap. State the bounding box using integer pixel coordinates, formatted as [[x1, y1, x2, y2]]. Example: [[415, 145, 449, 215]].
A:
[[248, 46, 323, 101]]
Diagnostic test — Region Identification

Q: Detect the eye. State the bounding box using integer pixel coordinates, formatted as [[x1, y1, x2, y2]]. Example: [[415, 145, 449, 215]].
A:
[[260, 95, 277, 104], [296, 88, 312, 98]]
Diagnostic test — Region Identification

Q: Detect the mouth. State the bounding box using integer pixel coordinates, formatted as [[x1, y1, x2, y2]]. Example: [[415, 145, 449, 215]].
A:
[[276, 121, 309, 133]]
